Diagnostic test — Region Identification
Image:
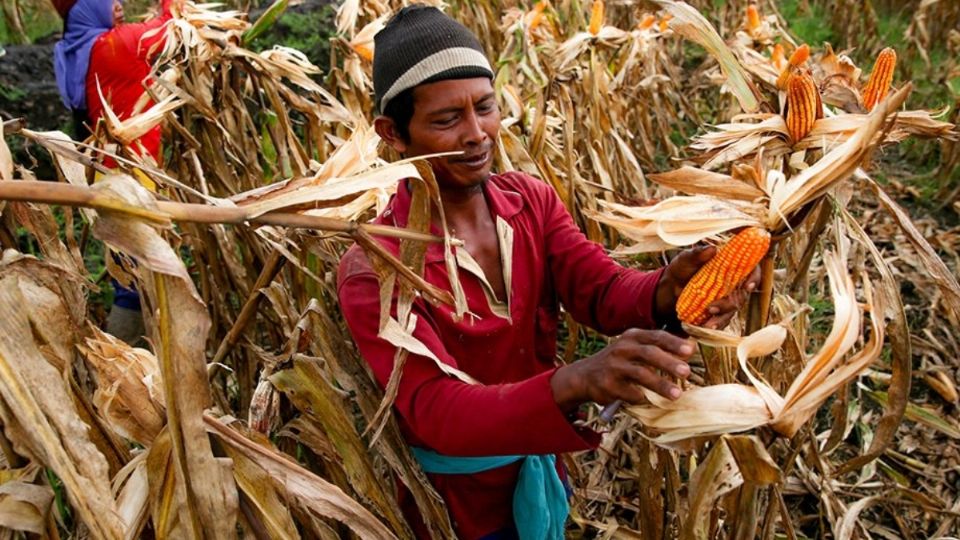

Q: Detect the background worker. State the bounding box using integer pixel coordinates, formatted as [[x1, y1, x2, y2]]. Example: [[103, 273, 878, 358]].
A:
[[53, 0, 172, 344]]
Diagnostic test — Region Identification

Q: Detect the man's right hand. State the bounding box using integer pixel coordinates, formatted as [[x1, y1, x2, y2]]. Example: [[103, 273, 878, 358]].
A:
[[550, 329, 695, 413]]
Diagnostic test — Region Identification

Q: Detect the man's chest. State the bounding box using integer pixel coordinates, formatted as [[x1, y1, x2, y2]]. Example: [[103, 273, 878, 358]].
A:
[[424, 215, 550, 341]]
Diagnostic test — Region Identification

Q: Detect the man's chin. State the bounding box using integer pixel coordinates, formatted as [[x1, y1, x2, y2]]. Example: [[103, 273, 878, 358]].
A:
[[434, 165, 492, 189]]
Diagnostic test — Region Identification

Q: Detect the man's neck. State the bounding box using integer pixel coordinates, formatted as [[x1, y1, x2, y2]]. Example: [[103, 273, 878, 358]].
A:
[[434, 177, 491, 231]]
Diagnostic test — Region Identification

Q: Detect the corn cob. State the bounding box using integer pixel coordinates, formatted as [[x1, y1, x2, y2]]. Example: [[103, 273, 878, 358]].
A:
[[746, 5, 761, 33], [639, 13, 656, 29], [862, 47, 897, 111], [589, 0, 604, 35], [676, 227, 771, 326], [785, 71, 822, 142], [527, 1, 547, 32], [659, 13, 673, 32], [352, 44, 373, 62], [776, 44, 810, 89], [771, 43, 786, 71]]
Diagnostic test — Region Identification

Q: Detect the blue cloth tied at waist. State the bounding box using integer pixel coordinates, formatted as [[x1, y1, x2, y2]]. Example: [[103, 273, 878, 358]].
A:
[[411, 447, 567, 540]]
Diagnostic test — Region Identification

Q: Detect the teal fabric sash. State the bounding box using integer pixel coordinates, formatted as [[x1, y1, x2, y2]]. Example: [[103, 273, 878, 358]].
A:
[[411, 447, 568, 540]]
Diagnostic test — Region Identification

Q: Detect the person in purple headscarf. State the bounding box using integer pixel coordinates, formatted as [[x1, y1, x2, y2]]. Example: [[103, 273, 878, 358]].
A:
[[53, 0, 173, 344], [53, 0, 172, 162]]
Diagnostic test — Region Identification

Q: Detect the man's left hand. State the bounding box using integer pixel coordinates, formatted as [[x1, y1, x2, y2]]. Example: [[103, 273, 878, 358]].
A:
[[654, 245, 762, 330]]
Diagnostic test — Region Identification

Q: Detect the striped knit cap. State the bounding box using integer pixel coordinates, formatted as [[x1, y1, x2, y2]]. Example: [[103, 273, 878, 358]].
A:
[[373, 5, 494, 113]]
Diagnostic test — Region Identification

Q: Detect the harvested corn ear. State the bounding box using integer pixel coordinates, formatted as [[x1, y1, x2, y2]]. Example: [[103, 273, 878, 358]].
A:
[[862, 47, 897, 111], [785, 70, 822, 142], [676, 227, 771, 325]]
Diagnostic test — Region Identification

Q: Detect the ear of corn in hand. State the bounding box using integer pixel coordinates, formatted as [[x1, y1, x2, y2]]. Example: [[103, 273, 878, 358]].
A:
[[676, 227, 771, 326]]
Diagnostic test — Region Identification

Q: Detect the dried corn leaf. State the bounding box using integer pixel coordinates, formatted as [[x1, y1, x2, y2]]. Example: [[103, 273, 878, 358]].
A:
[[681, 437, 744, 540], [89, 175, 238, 539], [835, 493, 884, 540], [0, 481, 53, 534], [866, 176, 960, 323], [240, 161, 417, 218], [590, 197, 764, 250], [790, 246, 862, 397], [139, 268, 237, 540], [221, 444, 299, 540], [0, 276, 125, 539], [628, 384, 772, 443], [649, 167, 764, 201], [205, 415, 399, 539], [864, 389, 960, 439], [113, 454, 150, 539], [724, 435, 781, 485], [80, 327, 165, 446], [654, 0, 760, 113], [834, 204, 910, 476], [270, 357, 411, 535]]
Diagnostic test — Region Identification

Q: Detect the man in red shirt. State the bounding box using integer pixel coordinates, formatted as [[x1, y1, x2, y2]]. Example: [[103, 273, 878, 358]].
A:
[[338, 6, 755, 539], [54, 0, 173, 343]]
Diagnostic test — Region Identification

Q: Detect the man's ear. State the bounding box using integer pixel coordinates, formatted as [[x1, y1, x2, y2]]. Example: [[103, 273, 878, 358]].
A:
[[374, 116, 408, 155]]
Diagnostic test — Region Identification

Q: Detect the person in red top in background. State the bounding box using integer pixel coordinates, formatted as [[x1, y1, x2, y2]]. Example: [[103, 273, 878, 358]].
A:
[[338, 6, 760, 540], [53, 0, 173, 344]]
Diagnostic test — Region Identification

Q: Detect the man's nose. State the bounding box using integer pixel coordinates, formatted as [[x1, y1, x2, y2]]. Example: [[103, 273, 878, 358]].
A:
[[460, 109, 486, 146]]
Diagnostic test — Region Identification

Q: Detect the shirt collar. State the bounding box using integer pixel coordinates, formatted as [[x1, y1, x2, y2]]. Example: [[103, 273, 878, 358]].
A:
[[381, 173, 525, 263]]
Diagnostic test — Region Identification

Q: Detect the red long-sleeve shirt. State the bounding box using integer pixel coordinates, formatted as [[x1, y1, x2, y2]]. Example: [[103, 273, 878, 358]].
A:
[[337, 171, 664, 539], [85, 0, 172, 163]]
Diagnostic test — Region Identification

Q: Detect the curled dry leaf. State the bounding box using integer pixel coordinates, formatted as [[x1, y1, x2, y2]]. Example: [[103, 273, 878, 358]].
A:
[[589, 197, 765, 252], [0, 480, 54, 534], [205, 415, 399, 539], [649, 166, 764, 201], [79, 326, 165, 446]]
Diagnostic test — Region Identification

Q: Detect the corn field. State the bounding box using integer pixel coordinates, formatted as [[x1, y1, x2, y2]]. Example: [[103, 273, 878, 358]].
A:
[[0, 0, 959, 538]]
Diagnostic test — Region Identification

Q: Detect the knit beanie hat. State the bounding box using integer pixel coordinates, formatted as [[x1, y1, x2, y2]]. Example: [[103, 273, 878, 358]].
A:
[[373, 5, 494, 113]]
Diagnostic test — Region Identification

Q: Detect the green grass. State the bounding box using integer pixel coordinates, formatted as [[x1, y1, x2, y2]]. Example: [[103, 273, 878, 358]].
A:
[[0, 83, 26, 101], [249, 6, 336, 69], [777, 0, 836, 47], [0, 0, 62, 44]]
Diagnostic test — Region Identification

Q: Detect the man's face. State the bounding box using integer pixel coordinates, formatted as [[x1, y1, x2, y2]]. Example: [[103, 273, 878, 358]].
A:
[[112, 0, 124, 25], [401, 77, 500, 189]]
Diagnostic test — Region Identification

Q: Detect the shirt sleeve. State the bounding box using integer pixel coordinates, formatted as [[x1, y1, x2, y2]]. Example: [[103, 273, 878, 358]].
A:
[[337, 251, 600, 457], [530, 175, 665, 335]]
